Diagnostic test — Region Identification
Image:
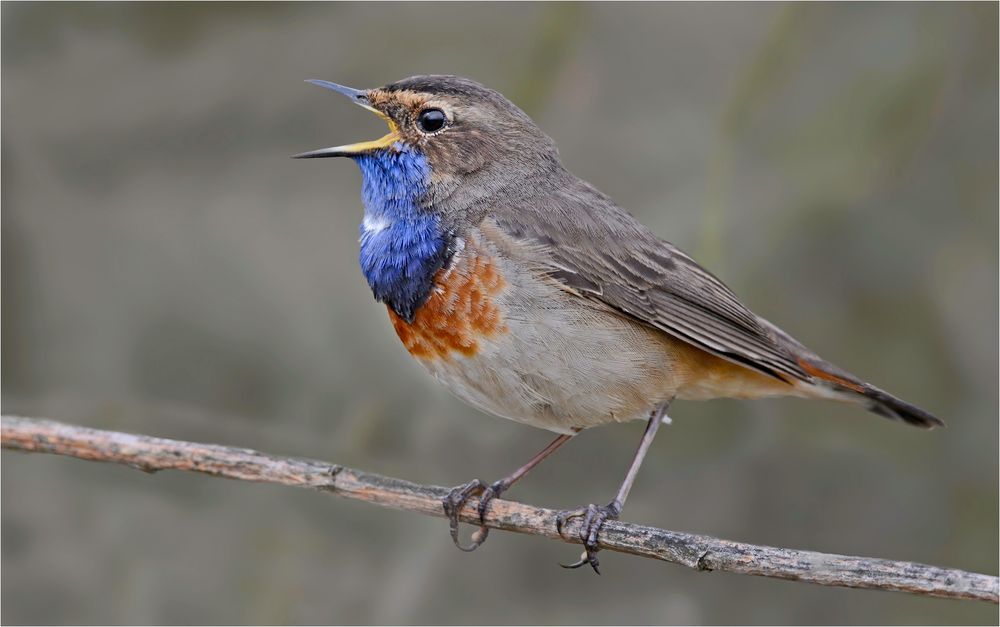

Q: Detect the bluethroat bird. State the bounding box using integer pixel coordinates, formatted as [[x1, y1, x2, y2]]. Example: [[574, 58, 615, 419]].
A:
[[295, 75, 943, 573]]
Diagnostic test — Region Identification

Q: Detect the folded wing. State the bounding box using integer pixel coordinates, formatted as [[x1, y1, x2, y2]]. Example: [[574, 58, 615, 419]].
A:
[[486, 177, 809, 384]]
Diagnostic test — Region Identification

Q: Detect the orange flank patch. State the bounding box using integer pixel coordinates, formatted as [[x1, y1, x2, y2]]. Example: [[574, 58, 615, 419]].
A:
[[669, 337, 798, 400], [796, 358, 865, 393], [387, 255, 508, 360]]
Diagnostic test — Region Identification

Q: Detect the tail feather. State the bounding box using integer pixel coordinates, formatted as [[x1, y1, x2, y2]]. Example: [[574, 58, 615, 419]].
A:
[[858, 385, 945, 429], [795, 357, 944, 429]]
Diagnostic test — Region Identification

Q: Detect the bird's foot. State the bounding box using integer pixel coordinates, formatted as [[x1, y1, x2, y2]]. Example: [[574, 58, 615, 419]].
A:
[[475, 479, 509, 525], [442, 479, 485, 551], [443, 478, 509, 552], [555, 501, 621, 574]]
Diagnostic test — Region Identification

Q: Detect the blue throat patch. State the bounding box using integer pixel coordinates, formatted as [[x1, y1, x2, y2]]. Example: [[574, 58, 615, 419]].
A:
[[354, 144, 450, 322]]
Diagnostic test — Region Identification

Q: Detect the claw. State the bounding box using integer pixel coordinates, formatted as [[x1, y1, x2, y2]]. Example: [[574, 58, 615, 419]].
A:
[[555, 502, 618, 574], [560, 549, 601, 574], [441, 479, 487, 551]]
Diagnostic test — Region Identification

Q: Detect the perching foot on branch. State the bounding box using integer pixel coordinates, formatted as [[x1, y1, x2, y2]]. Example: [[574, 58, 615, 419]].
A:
[[554, 402, 668, 574], [442, 477, 521, 552], [442, 479, 488, 551], [557, 501, 622, 573], [443, 431, 578, 552]]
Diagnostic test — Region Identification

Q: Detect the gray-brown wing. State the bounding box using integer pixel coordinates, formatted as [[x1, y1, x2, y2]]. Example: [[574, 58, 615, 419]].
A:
[[485, 178, 809, 383]]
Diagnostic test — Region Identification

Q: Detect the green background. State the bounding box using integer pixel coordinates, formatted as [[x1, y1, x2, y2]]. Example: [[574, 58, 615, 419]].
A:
[[3, 2, 997, 624]]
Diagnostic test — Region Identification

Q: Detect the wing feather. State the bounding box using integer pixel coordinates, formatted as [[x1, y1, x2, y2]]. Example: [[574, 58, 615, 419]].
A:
[[483, 176, 809, 383]]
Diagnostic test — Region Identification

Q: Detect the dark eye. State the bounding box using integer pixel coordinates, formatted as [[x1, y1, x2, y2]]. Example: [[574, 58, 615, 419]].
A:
[[417, 108, 447, 133]]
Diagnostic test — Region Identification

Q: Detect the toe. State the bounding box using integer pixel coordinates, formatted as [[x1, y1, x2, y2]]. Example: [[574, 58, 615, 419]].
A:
[[476, 486, 496, 525], [556, 508, 585, 537], [579, 504, 600, 542], [557, 503, 615, 574], [585, 511, 609, 550], [442, 479, 486, 551]]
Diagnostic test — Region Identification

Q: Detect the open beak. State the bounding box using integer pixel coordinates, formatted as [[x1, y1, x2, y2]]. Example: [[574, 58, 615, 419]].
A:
[[293, 79, 400, 159]]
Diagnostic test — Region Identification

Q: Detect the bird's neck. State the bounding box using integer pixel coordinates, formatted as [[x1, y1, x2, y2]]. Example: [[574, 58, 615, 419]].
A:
[[353, 146, 451, 322]]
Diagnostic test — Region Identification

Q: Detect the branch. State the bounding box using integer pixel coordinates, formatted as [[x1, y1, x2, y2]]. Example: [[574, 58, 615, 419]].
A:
[[2, 415, 996, 604]]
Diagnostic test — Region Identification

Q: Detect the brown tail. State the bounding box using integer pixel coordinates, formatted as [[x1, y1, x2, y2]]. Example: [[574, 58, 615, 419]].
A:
[[796, 358, 945, 429]]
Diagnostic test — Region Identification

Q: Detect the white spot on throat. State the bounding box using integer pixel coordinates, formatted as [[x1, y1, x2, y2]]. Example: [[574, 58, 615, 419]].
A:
[[362, 214, 392, 235]]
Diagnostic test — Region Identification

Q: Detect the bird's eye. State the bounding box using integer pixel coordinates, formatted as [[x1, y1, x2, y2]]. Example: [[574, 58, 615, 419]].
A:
[[417, 108, 447, 133]]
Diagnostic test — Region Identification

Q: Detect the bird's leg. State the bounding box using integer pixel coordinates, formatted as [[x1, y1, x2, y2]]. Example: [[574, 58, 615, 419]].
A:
[[443, 431, 577, 552], [556, 401, 670, 574]]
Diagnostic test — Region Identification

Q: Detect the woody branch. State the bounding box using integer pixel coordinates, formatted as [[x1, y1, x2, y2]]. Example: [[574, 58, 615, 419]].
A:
[[2, 415, 996, 604]]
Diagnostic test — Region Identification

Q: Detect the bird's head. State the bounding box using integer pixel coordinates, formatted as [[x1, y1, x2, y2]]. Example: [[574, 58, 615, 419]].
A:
[[295, 75, 563, 321], [294, 75, 560, 203]]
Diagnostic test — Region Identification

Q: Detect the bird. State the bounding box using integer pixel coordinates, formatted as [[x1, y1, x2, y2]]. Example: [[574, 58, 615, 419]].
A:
[[294, 75, 943, 573]]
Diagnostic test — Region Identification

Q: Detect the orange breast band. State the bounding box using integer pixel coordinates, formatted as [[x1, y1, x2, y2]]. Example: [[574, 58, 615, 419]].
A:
[[388, 254, 508, 360]]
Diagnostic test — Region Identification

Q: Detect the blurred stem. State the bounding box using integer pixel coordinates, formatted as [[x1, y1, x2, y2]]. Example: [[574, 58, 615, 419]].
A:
[[510, 2, 588, 116], [701, 4, 810, 273]]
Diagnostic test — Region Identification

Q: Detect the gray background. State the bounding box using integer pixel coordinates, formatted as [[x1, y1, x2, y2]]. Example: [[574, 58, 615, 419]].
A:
[[2, 2, 997, 624]]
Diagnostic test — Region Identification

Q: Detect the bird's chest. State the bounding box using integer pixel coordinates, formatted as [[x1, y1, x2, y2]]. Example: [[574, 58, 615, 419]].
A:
[[383, 233, 670, 434], [386, 241, 509, 361]]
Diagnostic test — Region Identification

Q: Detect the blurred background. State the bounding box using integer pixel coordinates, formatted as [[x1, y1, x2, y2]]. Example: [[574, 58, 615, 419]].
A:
[[2, 2, 997, 624]]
